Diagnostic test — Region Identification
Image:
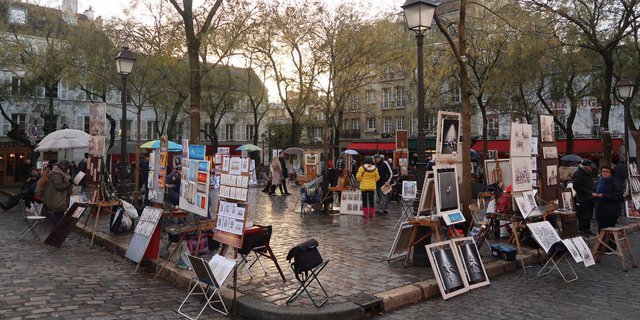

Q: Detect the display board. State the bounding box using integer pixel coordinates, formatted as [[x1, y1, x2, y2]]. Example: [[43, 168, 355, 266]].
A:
[[147, 150, 164, 203], [387, 222, 413, 261], [213, 156, 250, 248], [627, 162, 640, 218], [179, 155, 211, 217], [537, 114, 560, 201], [339, 190, 362, 215], [44, 202, 92, 247], [125, 207, 163, 263]]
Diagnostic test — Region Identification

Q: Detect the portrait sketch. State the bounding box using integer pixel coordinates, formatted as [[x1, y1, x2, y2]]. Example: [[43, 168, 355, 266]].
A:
[[434, 166, 460, 214], [546, 165, 558, 186], [539, 114, 555, 143], [510, 123, 532, 157], [510, 157, 532, 192], [542, 146, 558, 159]]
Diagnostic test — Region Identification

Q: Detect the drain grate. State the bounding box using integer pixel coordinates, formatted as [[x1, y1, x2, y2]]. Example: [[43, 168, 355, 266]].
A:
[[346, 293, 384, 317]]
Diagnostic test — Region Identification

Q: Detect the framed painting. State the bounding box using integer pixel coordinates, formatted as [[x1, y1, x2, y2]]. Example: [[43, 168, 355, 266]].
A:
[[436, 111, 462, 162], [451, 238, 490, 290], [539, 114, 555, 143], [426, 241, 469, 300], [510, 157, 532, 192], [433, 166, 460, 215], [484, 159, 512, 187]]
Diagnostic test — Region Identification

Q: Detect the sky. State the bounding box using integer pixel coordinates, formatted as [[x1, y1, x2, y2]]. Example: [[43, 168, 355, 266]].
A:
[[76, 0, 402, 20]]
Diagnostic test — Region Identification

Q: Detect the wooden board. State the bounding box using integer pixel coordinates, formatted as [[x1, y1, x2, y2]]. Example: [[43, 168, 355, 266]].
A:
[[388, 222, 414, 261], [45, 202, 92, 248], [125, 207, 163, 263]]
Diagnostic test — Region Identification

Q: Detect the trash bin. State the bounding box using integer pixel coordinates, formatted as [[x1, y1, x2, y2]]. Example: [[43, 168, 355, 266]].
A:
[[560, 212, 578, 238], [412, 226, 432, 267]]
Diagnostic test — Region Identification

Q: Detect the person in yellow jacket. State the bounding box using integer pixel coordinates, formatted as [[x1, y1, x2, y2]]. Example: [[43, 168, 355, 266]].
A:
[[356, 156, 380, 218]]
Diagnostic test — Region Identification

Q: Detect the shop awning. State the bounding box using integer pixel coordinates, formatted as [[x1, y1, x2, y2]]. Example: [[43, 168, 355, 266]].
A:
[[346, 142, 396, 152], [471, 138, 623, 156]]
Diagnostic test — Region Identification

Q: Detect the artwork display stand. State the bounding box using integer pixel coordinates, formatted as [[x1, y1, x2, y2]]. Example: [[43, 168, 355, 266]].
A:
[[403, 217, 444, 267], [537, 114, 560, 202], [82, 181, 119, 247], [625, 156, 640, 218]]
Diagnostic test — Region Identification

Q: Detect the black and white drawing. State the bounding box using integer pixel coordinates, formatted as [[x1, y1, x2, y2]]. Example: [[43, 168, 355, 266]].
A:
[[542, 146, 558, 159], [436, 111, 462, 161], [527, 221, 562, 254], [546, 165, 558, 186], [453, 238, 490, 289], [540, 114, 555, 143], [510, 122, 532, 157]]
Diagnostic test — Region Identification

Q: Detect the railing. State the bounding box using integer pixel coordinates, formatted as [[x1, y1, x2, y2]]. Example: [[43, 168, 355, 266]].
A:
[[341, 129, 361, 139]]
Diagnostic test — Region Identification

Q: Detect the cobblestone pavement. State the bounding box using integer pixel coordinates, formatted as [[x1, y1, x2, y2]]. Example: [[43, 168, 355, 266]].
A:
[[0, 201, 229, 319], [379, 230, 640, 320]]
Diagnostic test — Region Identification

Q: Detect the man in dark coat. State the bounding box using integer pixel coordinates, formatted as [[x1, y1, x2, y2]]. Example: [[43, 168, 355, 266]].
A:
[[572, 159, 595, 236], [278, 151, 291, 195], [374, 154, 392, 214]]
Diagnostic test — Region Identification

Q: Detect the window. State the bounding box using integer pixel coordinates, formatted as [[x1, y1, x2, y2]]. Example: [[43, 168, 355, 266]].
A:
[[367, 117, 376, 131], [8, 7, 27, 24], [10, 77, 22, 96], [124, 120, 133, 140], [59, 82, 68, 100], [352, 119, 359, 130], [342, 121, 350, 130], [395, 87, 405, 107], [488, 114, 499, 138], [11, 113, 27, 134], [382, 88, 393, 109], [382, 66, 394, 80], [366, 90, 375, 103], [351, 94, 360, 110], [316, 112, 324, 120], [45, 83, 59, 98], [225, 124, 235, 140], [383, 116, 393, 133], [426, 113, 436, 134], [245, 125, 255, 141], [312, 127, 323, 141], [147, 121, 158, 139], [396, 117, 404, 130]]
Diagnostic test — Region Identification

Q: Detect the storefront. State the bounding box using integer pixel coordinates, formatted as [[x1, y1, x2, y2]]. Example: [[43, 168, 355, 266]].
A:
[[0, 142, 32, 184]]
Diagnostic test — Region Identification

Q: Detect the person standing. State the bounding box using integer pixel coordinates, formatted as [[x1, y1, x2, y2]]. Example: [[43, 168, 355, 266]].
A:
[[44, 160, 73, 226], [269, 158, 282, 196], [593, 166, 624, 232], [165, 166, 182, 206], [356, 156, 379, 218], [373, 154, 392, 215], [278, 151, 291, 195], [572, 160, 596, 236]]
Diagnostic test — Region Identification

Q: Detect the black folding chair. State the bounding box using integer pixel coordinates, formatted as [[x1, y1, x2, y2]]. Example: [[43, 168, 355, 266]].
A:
[[285, 239, 329, 307], [238, 225, 286, 282], [177, 255, 229, 319]]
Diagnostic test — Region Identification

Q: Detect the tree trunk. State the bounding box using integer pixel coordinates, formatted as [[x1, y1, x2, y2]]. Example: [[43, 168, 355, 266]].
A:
[[478, 99, 488, 159], [188, 49, 201, 144], [459, 0, 472, 221], [600, 55, 614, 167]]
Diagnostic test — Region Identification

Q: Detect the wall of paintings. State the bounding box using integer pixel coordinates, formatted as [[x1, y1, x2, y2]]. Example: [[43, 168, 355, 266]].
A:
[[214, 156, 250, 248], [178, 144, 211, 217]]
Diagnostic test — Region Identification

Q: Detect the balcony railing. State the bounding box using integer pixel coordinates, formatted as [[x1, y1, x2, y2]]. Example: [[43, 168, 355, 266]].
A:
[[341, 129, 361, 139]]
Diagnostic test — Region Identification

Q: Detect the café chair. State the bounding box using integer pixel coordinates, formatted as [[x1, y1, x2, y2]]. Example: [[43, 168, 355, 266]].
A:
[[17, 199, 46, 241]]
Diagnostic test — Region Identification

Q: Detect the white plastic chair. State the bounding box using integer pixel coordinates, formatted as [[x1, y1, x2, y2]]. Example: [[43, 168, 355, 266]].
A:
[[17, 199, 46, 241]]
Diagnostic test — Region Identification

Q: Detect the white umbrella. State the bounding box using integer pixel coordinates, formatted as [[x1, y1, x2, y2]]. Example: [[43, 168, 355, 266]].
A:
[[283, 147, 305, 155], [343, 149, 358, 155], [35, 129, 90, 152]]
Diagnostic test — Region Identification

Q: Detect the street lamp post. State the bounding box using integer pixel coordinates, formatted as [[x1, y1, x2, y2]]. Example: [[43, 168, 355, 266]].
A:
[[402, 0, 440, 186], [261, 132, 267, 165], [115, 47, 136, 183], [617, 77, 634, 162]]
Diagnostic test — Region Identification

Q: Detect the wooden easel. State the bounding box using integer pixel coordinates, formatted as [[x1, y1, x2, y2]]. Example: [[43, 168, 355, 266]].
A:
[[83, 182, 120, 247], [403, 217, 443, 267]]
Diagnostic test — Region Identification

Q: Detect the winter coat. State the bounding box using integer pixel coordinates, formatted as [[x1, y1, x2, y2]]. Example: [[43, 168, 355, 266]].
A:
[[356, 164, 379, 191], [44, 166, 71, 213], [270, 160, 282, 185], [376, 160, 392, 188], [594, 176, 624, 219], [572, 165, 594, 203]]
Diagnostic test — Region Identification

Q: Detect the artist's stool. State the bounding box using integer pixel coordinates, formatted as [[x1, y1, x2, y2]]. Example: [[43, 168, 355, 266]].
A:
[[592, 227, 637, 271], [395, 197, 414, 228]]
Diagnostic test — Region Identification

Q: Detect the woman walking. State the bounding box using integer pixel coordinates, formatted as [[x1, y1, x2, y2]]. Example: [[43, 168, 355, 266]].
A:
[[356, 156, 379, 218], [269, 158, 282, 196]]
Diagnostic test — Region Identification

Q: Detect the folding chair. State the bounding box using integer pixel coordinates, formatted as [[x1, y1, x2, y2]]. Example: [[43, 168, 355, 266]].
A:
[[536, 242, 577, 283], [17, 199, 46, 241], [394, 197, 414, 228], [300, 184, 322, 216], [238, 225, 286, 282], [178, 255, 229, 319], [285, 239, 329, 307]]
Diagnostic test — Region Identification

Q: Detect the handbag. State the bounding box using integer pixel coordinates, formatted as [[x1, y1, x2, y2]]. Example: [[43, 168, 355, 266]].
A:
[[286, 239, 323, 273]]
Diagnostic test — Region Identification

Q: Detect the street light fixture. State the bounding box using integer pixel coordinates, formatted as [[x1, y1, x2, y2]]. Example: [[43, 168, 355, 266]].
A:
[[402, 0, 440, 186], [617, 77, 634, 161], [115, 46, 136, 183]]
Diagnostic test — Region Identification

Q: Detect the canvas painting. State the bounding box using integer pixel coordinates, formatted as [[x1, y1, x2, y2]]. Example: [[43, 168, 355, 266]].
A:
[[402, 181, 418, 199], [562, 191, 574, 210], [510, 157, 532, 192], [434, 166, 460, 214], [88, 135, 105, 157], [89, 103, 106, 136], [418, 177, 435, 214], [426, 241, 469, 300], [305, 154, 317, 165], [387, 222, 414, 261], [484, 159, 512, 187], [452, 238, 490, 290], [542, 146, 558, 159], [546, 165, 558, 186], [510, 123, 532, 157], [540, 114, 555, 143]]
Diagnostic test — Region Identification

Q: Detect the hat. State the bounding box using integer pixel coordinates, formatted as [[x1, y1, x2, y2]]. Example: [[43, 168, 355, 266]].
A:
[[372, 154, 381, 159], [58, 159, 71, 169], [581, 159, 592, 166]]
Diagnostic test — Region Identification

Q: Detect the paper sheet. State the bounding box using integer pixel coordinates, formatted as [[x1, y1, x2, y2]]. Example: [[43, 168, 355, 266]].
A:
[[208, 254, 236, 285]]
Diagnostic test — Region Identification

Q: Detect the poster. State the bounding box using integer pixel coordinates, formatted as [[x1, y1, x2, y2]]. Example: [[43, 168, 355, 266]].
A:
[[510, 122, 532, 157], [340, 190, 362, 215], [511, 157, 532, 192], [218, 147, 230, 155], [88, 135, 105, 157], [179, 159, 211, 217], [396, 129, 408, 149]]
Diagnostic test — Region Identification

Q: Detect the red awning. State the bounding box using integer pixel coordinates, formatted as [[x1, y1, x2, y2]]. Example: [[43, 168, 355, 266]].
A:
[[472, 138, 623, 156], [346, 142, 396, 151]]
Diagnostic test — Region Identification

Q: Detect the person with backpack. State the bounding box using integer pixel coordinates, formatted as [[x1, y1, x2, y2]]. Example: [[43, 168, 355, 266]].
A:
[[356, 156, 379, 218]]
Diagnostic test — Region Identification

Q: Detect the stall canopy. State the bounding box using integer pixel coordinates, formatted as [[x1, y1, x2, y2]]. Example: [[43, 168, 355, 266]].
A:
[[471, 138, 623, 157], [346, 142, 395, 152]]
